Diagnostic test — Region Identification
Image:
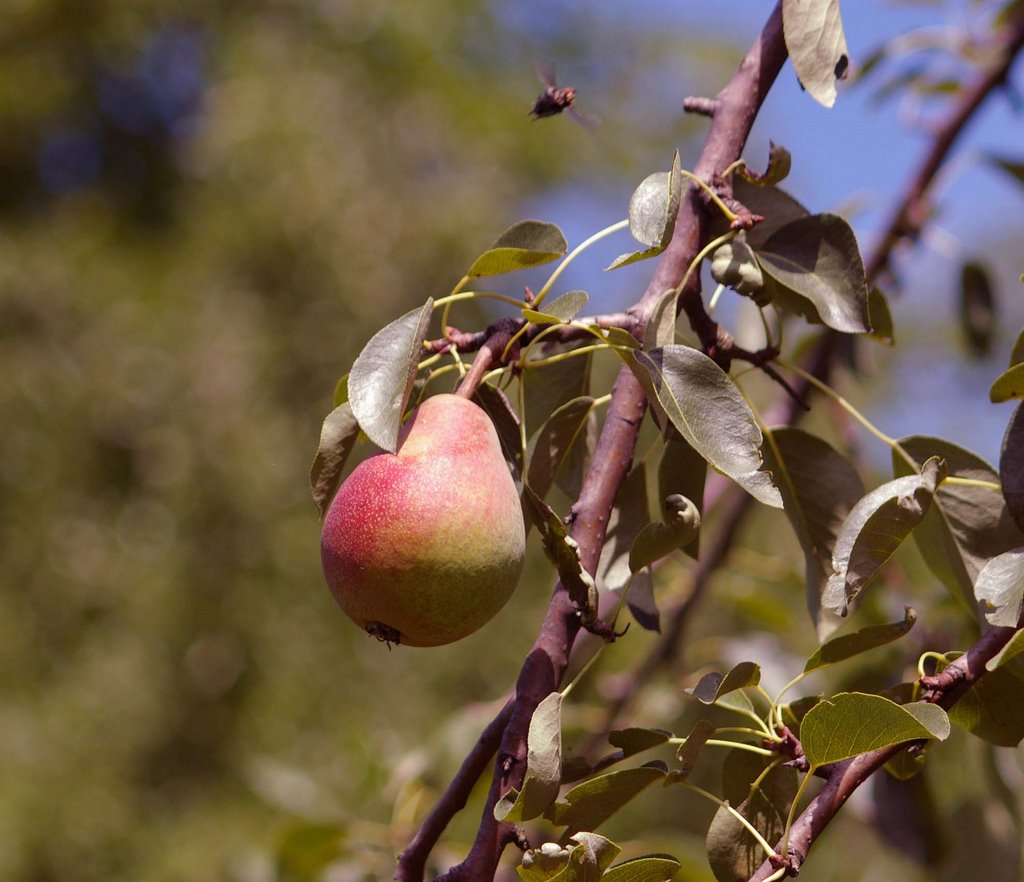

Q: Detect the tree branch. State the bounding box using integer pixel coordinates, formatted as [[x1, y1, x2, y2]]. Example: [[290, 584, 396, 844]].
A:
[[864, 14, 1024, 282], [395, 699, 514, 881], [748, 624, 1023, 881], [744, 17, 1024, 878]]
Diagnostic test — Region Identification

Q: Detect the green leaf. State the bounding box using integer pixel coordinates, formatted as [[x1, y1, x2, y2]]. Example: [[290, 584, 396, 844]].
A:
[[939, 653, 1024, 747], [468, 220, 567, 277], [762, 427, 865, 633], [960, 261, 996, 357], [1010, 326, 1024, 367], [754, 214, 869, 333], [736, 141, 792, 187], [803, 607, 916, 673], [801, 693, 950, 768], [710, 236, 767, 304], [601, 856, 681, 882], [348, 299, 433, 452], [1002, 404, 1024, 532], [987, 629, 1024, 672], [562, 729, 671, 784], [527, 396, 597, 503], [602, 326, 642, 353], [629, 494, 700, 572], [675, 719, 716, 778], [728, 179, 810, 248], [495, 691, 563, 822], [717, 689, 758, 718], [524, 342, 592, 439], [823, 457, 945, 615], [782, 0, 850, 108], [524, 290, 590, 325], [606, 244, 665, 271], [643, 289, 680, 351], [882, 744, 928, 782], [309, 403, 361, 518], [990, 363, 1024, 403], [974, 548, 1024, 627], [608, 727, 673, 755], [596, 466, 659, 630], [524, 487, 598, 625], [893, 437, 1024, 613], [707, 751, 797, 882], [628, 150, 683, 249], [633, 346, 782, 507], [690, 662, 761, 704], [657, 433, 706, 559], [547, 763, 667, 834], [276, 822, 347, 881], [867, 286, 896, 345], [473, 383, 524, 483]]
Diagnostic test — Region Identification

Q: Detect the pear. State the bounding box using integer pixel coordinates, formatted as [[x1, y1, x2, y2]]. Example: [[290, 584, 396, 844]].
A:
[[321, 393, 526, 647]]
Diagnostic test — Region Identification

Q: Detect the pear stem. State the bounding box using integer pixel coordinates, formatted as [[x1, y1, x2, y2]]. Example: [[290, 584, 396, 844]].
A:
[[454, 320, 518, 400]]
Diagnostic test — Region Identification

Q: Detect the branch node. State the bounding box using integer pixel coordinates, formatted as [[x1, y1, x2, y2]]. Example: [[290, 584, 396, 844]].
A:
[[683, 95, 717, 116]]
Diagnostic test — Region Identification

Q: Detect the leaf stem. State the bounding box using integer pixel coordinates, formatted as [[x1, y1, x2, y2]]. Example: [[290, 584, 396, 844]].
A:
[[721, 159, 746, 180], [778, 359, 916, 467], [439, 274, 471, 337], [501, 322, 533, 362], [417, 351, 445, 370], [917, 650, 949, 680], [434, 290, 529, 310], [669, 737, 776, 757], [681, 782, 780, 860], [708, 282, 726, 314], [561, 636, 607, 700], [678, 169, 738, 223], [748, 757, 784, 799], [517, 374, 528, 456], [534, 219, 630, 308], [520, 342, 611, 370], [774, 672, 809, 709], [718, 701, 776, 738], [780, 770, 816, 860], [942, 476, 1002, 492]]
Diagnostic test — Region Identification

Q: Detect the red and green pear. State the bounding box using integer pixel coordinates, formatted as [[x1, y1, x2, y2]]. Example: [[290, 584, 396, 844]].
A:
[[321, 393, 526, 647]]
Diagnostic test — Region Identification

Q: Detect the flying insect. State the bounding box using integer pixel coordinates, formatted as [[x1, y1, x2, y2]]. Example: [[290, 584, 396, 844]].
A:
[[530, 62, 598, 127]]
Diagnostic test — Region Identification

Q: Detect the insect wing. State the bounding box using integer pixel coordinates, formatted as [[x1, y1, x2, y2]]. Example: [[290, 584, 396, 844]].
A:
[[534, 59, 558, 88]]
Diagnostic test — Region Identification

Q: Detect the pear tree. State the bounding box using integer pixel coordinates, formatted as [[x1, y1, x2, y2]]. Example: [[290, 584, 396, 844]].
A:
[[311, 2, 1024, 880]]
